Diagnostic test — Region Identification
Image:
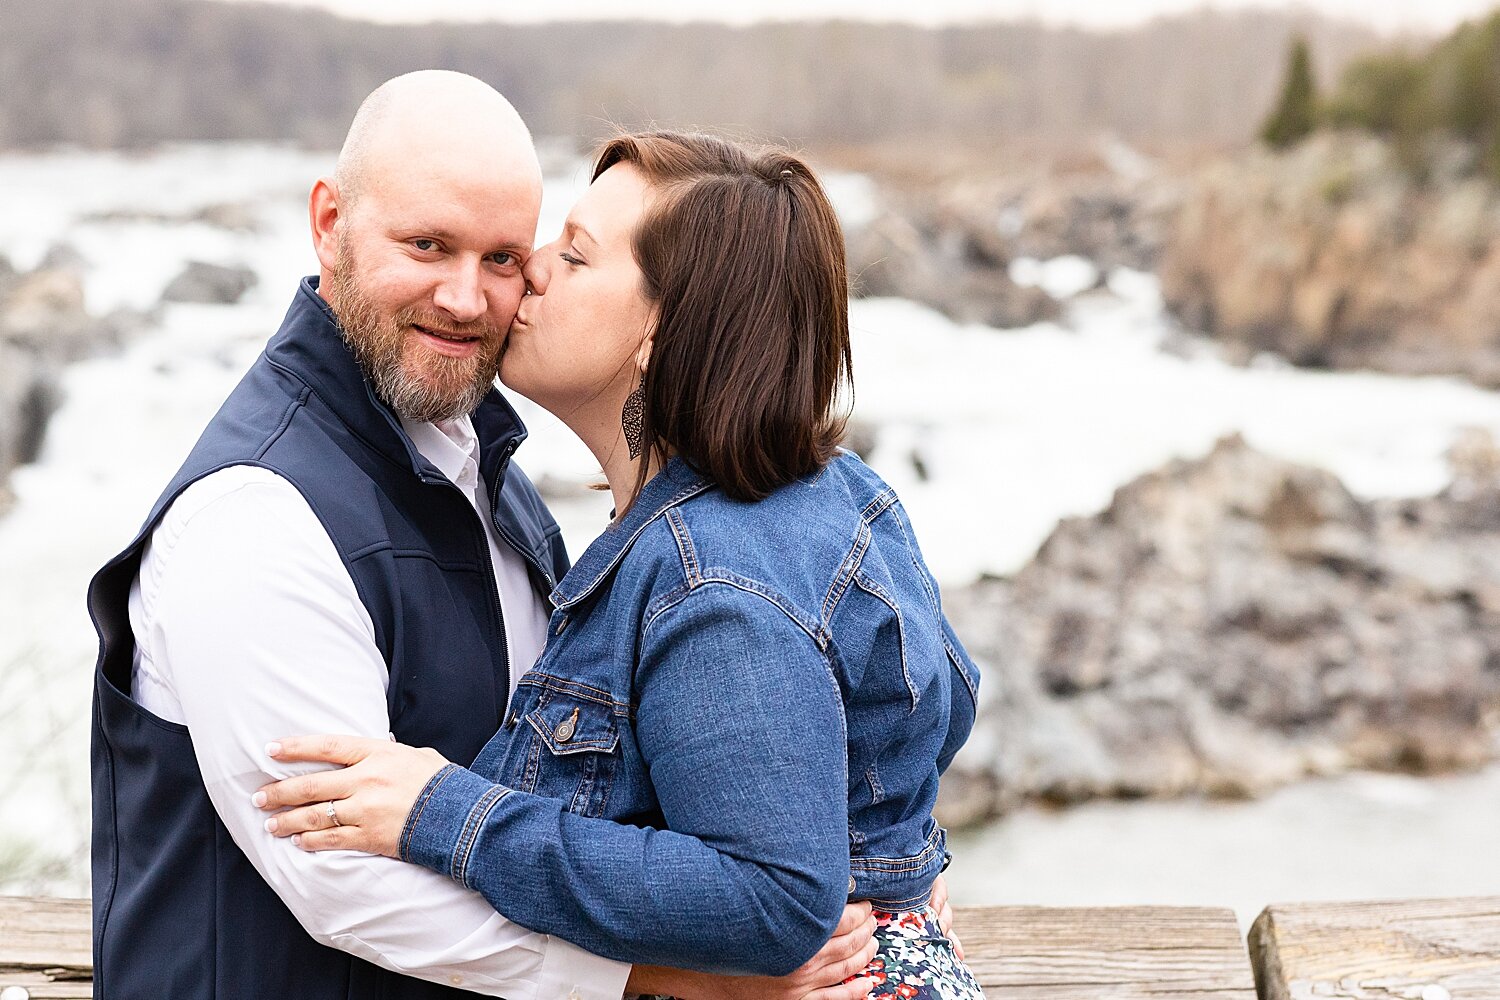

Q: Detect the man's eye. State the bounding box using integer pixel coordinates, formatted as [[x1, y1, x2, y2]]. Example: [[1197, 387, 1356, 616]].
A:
[[412, 238, 438, 252], [488, 251, 518, 266]]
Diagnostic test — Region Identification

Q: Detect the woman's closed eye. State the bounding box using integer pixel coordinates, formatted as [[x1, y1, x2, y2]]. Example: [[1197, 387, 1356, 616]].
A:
[[559, 250, 586, 267]]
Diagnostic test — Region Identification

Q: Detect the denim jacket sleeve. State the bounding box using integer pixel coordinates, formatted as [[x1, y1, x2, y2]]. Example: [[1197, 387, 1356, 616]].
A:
[[400, 582, 852, 976]]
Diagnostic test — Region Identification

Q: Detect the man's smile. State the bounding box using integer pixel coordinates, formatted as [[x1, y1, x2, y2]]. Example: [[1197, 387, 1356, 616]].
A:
[[412, 322, 484, 357]]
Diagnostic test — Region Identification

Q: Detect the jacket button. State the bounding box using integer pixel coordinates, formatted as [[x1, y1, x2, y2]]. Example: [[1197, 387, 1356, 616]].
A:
[[848, 875, 856, 894], [555, 707, 580, 743]]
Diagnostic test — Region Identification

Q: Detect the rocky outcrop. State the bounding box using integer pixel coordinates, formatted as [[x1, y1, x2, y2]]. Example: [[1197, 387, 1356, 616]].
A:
[[1159, 133, 1500, 387], [937, 432, 1500, 828], [161, 260, 257, 305], [847, 154, 1179, 329], [847, 208, 1059, 329], [0, 251, 141, 501]]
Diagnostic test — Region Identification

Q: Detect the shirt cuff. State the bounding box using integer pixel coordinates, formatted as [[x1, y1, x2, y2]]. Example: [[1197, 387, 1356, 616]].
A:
[[400, 764, 633, 1000], [535, 935, 633, 1000]]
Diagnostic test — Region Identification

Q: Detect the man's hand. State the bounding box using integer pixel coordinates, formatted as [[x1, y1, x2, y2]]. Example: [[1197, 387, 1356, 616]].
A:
[[929, 873, 964, 960], [627, 901, 878, 1000]]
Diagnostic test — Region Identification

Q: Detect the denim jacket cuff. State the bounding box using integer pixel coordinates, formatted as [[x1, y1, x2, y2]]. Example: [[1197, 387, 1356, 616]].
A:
[[398, 762, 511, 884]]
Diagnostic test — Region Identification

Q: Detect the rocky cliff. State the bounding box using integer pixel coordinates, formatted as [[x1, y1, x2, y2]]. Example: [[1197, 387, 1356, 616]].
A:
[[939, 432, 1500, 827], [1159, 133, 1500, 387]]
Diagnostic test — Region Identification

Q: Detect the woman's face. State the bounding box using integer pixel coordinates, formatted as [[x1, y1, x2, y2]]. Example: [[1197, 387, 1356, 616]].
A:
[[503, 163, 657, 431]]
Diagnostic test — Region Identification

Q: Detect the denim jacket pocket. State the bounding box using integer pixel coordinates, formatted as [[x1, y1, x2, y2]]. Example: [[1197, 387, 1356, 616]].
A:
[[520, 692, 621, 818]]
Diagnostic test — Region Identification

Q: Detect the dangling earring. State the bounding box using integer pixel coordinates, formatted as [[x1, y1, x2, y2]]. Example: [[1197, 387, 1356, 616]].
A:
[[622, 374, 645, 460]]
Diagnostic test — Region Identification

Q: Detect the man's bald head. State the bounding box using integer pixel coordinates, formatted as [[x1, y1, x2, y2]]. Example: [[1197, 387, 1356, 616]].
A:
[[334, 70, 541, 212], [310, 70, 544, 423]]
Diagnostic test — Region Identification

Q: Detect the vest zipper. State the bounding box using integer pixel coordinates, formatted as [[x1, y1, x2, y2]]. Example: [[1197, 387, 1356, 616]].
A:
[[431, 474, 511, 720]]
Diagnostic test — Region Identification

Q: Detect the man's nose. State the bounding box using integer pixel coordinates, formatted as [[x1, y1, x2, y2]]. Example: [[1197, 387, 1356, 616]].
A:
[[432, 263, 486, 324], [522, 252, 549, 296]]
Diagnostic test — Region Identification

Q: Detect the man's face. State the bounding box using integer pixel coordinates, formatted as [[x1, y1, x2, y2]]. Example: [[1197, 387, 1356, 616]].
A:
[[325, 160, 541, 423]]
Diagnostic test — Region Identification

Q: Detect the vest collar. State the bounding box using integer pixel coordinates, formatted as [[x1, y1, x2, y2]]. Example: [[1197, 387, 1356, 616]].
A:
[[550, 456, 714, 610], [266, 277, 528, 485]]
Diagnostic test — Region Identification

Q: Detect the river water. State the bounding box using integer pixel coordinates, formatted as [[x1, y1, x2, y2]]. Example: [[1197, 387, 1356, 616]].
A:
[[2, 144, 1497, 914]]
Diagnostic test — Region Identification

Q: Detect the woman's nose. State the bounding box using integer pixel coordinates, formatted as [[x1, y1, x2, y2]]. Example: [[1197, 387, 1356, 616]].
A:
[[522, 252, 550, 296]]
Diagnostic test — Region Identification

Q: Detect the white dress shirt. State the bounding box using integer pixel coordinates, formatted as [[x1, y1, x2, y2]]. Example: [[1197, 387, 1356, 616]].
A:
[[126, 414, 630, 1000]]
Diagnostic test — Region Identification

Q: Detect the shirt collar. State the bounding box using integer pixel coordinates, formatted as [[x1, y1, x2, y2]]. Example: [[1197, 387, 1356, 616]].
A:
[[400, 415, 480, 488]]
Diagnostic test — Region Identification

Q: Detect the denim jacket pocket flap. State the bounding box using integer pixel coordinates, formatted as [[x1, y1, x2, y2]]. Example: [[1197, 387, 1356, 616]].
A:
[[525, 698, 620, 756]]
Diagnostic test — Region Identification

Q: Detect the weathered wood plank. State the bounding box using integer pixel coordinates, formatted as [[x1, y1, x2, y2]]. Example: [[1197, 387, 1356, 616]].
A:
[[1249, 896, 1500, 1000], [0, 894, 93, 998], [1, 897, 1255, 999], [954, 905, 1257, 998], [0, 972, 93, 999], [0, 895, 91, 969]]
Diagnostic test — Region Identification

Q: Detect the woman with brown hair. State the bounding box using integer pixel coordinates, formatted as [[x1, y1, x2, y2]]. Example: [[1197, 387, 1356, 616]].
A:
[[255, 132, 985, 1000]]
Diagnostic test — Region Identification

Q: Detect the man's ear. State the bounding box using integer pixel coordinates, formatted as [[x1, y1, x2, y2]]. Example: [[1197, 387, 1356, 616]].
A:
[[309, 177, 342, 274]]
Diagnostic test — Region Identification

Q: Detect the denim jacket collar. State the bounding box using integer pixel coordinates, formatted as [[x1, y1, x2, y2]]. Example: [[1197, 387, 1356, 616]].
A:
[[267, 277, 528, 487], [550, 456, 714, 610]]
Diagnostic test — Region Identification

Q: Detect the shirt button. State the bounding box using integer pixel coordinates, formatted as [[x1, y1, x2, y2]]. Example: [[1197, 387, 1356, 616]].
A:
[[448, 974, 463, 986]]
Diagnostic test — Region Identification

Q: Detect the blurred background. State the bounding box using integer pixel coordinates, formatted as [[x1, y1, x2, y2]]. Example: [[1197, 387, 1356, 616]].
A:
[[2, 0, 1500, 924]]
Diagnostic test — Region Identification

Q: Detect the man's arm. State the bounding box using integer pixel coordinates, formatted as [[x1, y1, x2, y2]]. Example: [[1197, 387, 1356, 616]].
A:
[[136, 468, 630, 1000]]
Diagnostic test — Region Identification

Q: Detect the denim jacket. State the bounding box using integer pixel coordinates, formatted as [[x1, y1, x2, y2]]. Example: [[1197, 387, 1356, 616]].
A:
[[401, 451, 981, 976]]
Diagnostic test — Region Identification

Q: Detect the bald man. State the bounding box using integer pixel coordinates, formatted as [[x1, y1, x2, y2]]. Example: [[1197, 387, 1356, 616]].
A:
[[86, 72, 878, 1000]]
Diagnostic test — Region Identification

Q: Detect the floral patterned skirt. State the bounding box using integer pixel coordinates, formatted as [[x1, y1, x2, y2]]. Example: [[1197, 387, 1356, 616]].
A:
[[845, 906, 986, 1000]]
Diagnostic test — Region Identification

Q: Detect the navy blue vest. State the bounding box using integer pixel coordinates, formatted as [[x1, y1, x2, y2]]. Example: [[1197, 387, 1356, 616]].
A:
[[87, 278, 570, 999]]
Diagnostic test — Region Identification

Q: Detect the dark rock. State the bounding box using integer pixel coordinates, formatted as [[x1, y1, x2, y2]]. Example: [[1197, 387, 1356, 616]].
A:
[[161, 260, 257, 305], [0, 258, 144, 488], [0, 254, 16, 302], [192, 202, 260, 232], [846, 153, 1182, 330], [847, 209, 1061, 329], [944, 433, 1500, 825], [39, 243, 88, 273]]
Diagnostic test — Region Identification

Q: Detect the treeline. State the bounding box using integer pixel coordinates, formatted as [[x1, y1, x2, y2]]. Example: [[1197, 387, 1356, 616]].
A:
[[1263, 10, 1500, 178], [0, 0, 1381, 151]]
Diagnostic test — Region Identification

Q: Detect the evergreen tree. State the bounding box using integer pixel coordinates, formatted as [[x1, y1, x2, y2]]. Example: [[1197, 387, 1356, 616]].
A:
[[1262, 36, 1319, 149]]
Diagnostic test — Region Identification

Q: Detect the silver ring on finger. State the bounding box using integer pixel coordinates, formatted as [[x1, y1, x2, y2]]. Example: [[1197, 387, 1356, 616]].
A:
[[326, 800, 340, 827]]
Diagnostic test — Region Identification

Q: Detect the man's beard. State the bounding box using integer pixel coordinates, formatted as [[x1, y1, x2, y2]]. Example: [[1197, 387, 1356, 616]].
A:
[[326, 240, 505, 423]]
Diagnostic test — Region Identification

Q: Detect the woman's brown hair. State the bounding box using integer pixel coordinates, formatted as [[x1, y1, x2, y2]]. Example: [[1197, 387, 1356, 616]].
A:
[[593, 131, 853, 508]]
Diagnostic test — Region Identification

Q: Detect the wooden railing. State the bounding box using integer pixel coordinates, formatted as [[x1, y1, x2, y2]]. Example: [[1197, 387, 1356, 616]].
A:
[[2, 895, 1498, 998]]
